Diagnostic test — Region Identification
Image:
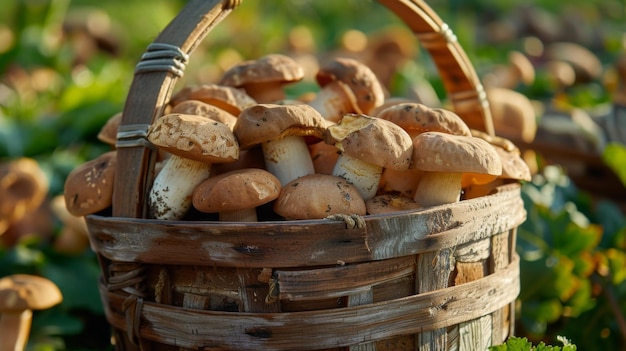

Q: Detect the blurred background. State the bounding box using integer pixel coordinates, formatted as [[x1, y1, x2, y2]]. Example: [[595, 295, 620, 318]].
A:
[[0, 0, 625, 350]]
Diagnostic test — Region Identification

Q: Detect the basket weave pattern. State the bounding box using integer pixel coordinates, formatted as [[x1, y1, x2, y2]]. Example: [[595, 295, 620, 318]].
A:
[[85, 0, 525, 350]]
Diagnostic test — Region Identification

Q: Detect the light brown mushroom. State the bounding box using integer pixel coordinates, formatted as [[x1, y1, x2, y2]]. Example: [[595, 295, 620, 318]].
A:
[[192, 168, 281, 222], [324, 114, 413, 200], [234, 104, 331, 186], [544, 42, 602, 84], [273, 174, 366, 220], [0, 158, 49, 235], [146, 114, 239, 220], [169, 83, 257, 116], [218, 54, 304, 103], [366, 194, 421, 215], [308, 57, 385, 122], [97, 112, 122, 148], [0, 274, 63, 351], [483, 50, 535, 89], [170, 100, 238, 131], [411, 132, 502, 207], [487, 87, 538, 144], [63, 151, 116, 217]]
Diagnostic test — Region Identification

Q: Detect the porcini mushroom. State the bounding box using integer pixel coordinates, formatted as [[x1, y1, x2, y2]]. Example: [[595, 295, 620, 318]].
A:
[[273, 174, 366, 220], [324, 114, 413, 200], [63, 151, 116, 217], [170, 100, 238, 130], [483, 50, 535, 89], [0, 274, 63, 351], [146, 114, 239, 220], [411, 132, 502, 207], [308, 57, 385, 122], [0, 158, 49, 235], [219, 54, 304, 103], [376, 102, 472, 198], [487, 87, 538, 144], [192, 168, 281, 222], [97, 112, 122, 148], [169, 83, 257, 116], [234, 103, 330, 186]]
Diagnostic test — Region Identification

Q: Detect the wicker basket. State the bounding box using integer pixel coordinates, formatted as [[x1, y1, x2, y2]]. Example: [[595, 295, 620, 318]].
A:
[[85, 0, 525, 350]]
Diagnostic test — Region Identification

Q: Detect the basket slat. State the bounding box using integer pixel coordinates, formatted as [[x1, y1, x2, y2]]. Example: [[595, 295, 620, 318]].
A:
[[99, 256, 519, 350]]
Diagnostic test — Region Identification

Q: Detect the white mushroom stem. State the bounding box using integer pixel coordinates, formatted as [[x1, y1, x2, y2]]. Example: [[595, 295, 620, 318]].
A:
[[332, 153, 382, 201], [262, 135, 315, 186], [148, 155, 212, 220], [219, 208, 258, 222], [307, 82, 355, 122], [0, 309, 32, 351], [413, 171, 463, 207]]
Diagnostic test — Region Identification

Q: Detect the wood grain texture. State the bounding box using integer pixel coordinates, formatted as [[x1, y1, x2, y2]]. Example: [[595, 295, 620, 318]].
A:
[[99, 256, 519, 350]]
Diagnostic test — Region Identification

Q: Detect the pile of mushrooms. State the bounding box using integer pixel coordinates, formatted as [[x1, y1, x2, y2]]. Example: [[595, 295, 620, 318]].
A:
[[64, 51, 531, 222]]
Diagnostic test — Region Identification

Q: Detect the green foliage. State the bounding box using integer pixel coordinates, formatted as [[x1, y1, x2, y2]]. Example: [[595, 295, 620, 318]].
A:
[[490, 336, 577, 351]]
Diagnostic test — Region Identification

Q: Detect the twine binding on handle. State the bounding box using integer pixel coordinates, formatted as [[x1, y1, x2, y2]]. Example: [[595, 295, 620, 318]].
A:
[[135, 43, 189, 77], [116, 124, 155, 149]]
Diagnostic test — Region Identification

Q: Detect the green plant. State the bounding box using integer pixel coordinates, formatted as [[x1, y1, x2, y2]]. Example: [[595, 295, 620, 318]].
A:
[[490, 336, 577, 351]]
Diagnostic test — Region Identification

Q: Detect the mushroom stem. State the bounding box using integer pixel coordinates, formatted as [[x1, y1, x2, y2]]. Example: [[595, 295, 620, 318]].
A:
[[413, 171, 463, 207], [262, 135, 315, 186], [0, 309, 32, 351], [148, 155, 212, 220], [307, 82, 355, 122], [332, 152, 383, 201], [219, 208, 258, 222], [243, 81, 286, 104]]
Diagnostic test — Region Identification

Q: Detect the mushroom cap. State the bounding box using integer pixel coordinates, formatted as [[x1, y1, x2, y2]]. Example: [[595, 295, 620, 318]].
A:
[[324, 114, 413, 170], [487, 87, 538, 143], [192, 168, 281, 213], [63, 151, 116, 217], [169, 83, 257, 116], [170, 100, 238, 131], [219, 54, 305, 87], [366, 194, 421, 215], [376, 103, 471, 138], [234, 103, 331, 148], [508, 50, 535, 86], [493, 146, 532, 181], [0, 158, 49, 225], [315, 57, 385, 115], [544, 42, 602, 83], [147, 113, 239, 163], [0, 274, 62, 312], [412, 132, 502, 178], [273, 174, 366, 220], [97, 112, 122, 147]]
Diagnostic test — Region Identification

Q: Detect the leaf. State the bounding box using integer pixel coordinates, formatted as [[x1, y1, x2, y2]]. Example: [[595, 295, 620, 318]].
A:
[[602, 143, 626, 187]]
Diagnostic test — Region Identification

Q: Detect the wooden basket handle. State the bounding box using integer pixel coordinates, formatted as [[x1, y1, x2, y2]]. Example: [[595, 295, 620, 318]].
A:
[[113, 0, 494, 218]]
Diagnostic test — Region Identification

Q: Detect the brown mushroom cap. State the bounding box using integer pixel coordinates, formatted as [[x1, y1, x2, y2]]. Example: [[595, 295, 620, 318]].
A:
[[220, 54, 305, 86], [324, 113, 413, 171], [169, 83, 257, 116], [487, 87, 538, 143], [544, 42, 602, 83], [234, 103, 331, 149], [315, 57, 385, 115], [508, 50, 535, 86], [376, 103, 471, 138], [192, 168, 281, 213], [273, 174, 366, 220], [97, 112, 122, 147], [412, 132, 502, 178], [0, 274, 62, 312], [366, 194, 421, 215], [170, 100, 238, 130], [494, 145, 532, 181], [0, 158, 49, 228], [63, 151, 116, 217], [147, 113, 239, 163]]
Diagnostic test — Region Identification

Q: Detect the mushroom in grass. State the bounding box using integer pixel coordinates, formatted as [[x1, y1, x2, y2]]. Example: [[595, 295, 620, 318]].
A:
[[1, 158, 49, 235], [146, 114, 239, 220], [63, 151, 116, 217], [324, 114, 413, 201], [308, 57, 385, 122], [411, 132, 502, 207], [376, 103, 471, 197], [218, 54, 304, 104], [169, 83, 257, 116], [234, 104, 331, 186], [192, 168, 281, 222], [0, 274, 62, 351], [274, 174, 366, 220]]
